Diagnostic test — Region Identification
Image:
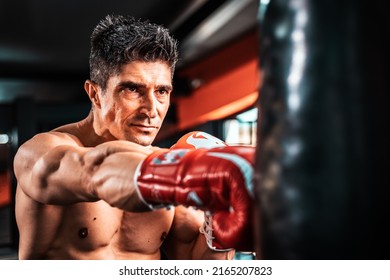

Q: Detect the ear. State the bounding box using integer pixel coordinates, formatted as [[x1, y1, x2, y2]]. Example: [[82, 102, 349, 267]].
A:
[[84, 80, 101, 108]]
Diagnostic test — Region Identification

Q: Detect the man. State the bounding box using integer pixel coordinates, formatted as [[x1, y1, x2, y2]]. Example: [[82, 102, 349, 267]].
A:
[[13, 14, 254, 260]]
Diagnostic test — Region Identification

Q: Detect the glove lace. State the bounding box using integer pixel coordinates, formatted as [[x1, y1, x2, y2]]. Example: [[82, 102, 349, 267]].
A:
[[199, 211, 214, 246], [199, 211, 232, 252]]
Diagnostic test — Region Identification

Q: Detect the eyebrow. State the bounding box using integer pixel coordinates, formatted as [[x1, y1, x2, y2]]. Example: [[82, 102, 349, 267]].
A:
[[117, 81, 173, 92]]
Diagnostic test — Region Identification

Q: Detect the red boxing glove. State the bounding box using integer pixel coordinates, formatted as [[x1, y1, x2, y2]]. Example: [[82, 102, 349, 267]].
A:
[[171, 131, 254, 251], [135, 145, 255, 252]]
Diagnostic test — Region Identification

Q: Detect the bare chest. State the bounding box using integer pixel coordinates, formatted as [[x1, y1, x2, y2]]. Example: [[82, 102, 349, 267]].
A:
[[51, 201, 175, 258]]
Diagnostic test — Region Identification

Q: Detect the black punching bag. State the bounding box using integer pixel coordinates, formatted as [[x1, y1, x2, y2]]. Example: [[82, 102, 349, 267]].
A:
[[255, 0, 389, 259]]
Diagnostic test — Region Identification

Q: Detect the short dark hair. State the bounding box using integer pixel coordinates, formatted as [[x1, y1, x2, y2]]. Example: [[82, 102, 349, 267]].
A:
[[89, 14, 178, 90]]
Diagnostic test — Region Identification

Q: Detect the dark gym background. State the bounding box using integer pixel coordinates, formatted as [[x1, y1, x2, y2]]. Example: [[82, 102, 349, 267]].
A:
[[0, 0, 260, 259], [1, 0, 388, 260]]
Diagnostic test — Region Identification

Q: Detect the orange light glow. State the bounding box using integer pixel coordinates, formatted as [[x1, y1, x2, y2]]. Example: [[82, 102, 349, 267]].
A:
[[176, 30, 260, 130]]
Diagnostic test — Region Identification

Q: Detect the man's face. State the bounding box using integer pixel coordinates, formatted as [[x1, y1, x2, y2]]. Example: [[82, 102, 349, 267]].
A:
[[97, 61, 172, 146]]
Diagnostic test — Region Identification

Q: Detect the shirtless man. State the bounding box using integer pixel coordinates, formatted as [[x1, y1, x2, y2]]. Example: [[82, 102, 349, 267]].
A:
[[13, 14, 255, 260]]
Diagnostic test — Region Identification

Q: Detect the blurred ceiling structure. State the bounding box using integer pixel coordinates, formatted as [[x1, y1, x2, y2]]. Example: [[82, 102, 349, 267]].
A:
[[0, 0, 259, 104]]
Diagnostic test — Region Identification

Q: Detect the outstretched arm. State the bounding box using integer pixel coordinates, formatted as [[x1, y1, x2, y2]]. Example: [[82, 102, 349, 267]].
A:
[[14, 131, 157, 211]]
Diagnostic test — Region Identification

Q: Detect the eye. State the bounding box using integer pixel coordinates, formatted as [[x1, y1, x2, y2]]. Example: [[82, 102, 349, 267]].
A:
[[157, 89, 168, 96], [155, 87, 171, 100], [120, 86, 139, 96], [126, 86, 138, 92]]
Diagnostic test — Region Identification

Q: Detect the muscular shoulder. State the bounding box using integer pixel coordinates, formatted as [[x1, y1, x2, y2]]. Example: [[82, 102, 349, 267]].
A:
[[16, 131, 80, 157], [14, 131, 82, 178], [52, 122, 85, 144]]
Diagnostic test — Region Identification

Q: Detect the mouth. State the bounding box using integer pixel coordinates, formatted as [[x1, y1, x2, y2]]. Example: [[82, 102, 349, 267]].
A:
[[130, 124, 159, 133]]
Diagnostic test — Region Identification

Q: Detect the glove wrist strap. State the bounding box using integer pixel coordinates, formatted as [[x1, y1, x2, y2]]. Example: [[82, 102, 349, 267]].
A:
[[134, 160, 173, 211]]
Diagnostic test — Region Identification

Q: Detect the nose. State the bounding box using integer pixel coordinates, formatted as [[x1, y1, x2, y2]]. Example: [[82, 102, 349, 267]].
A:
[[139, 91, 158, 119]]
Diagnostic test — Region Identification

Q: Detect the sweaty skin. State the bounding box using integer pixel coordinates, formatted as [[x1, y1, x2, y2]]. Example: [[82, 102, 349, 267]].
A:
[[14, 61, 234, 260]]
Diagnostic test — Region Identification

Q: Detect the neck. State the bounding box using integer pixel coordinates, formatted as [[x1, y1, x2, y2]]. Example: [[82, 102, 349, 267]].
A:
[[78, 110, 116, 146]]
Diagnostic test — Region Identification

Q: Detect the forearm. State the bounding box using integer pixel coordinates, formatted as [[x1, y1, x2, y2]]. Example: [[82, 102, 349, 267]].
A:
[[86, 150, 151, 211], [24, 140, 155, 211]]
